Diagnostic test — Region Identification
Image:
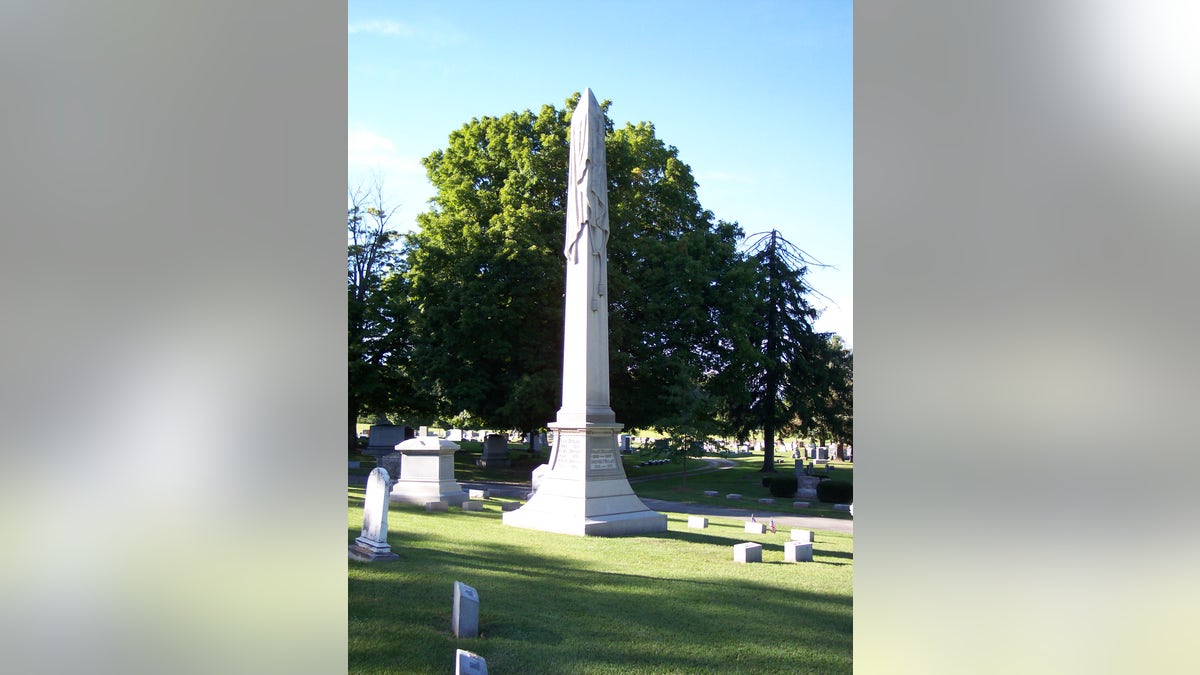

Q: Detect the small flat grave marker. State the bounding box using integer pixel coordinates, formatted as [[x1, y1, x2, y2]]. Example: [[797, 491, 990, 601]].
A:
[[790, 529, 814, 543], [758, 498, 775, 504], [425, 500, 449, 512], [462, 500, 483, 512], [455, 649, 488, 675], [687, 516, 708, 529], [703, 490, 719, 497], [500, 501, 521, 512], [468, 489, 489, 500], [733, 542, 762, 563], [726, 493, 742, 500], [744, 521, 765, 534], [784, 540, 813, 563]]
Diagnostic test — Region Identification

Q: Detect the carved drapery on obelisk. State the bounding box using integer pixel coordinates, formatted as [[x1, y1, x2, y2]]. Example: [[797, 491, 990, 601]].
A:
[[564, 90, 609, 314], [502, 89, 666, 536], [557, 88, 615, 427]]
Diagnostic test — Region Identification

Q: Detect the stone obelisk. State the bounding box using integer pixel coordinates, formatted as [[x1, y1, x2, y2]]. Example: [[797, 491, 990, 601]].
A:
[[503, 89, 667, 536]]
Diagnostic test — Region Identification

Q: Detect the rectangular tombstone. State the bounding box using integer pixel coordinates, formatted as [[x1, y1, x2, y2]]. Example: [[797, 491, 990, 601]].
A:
[[744, 521, 765, 534], [833, 503, 852, 511], [418, 425, 429, 437], [468, 489, 489, 500], [792, 501, 811, 508], [687, 516, 708, 529], [784, 540, 814, 562], [462, 500, 483, 512], [758, 498, 775, 504], [425, 500, 448, 512], [455, 649, 488, 675], [452, 581, 480, 638], [790, 529, 814, 542], [500, 501, 521, 512], [726, 493, 742, 500], [349, 467, 399, 562], [446, 429, 464, 442], [733, 542, 762, 563], [703, 490, 719, 497], [479, 433, 510, 468]]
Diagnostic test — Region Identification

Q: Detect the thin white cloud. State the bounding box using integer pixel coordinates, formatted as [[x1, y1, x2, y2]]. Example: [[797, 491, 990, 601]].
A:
[[348, 129, 425, 176], [347, 18, 464, 46], [347, 19, 415, 37]]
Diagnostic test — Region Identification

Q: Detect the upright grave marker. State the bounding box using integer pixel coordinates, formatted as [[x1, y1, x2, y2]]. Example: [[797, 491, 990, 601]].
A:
[[503, 89, 666, 537], [348, 468, 398, 562], [452, 581, 480, 638]]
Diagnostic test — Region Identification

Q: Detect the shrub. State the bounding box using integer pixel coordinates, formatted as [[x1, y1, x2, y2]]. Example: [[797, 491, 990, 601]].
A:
[[768, 475, 798, 498], [817, 480, 853, 504], [761, 476, 774, 488]]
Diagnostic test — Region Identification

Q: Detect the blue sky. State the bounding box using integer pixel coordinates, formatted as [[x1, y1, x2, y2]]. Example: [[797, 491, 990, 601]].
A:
[[349, 0, 853, 346]]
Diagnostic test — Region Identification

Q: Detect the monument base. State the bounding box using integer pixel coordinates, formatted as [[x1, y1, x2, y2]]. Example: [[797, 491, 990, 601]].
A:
[[502, 424, 666, 537], [388, 437, 468, 506], [348, 538, 399, 562]]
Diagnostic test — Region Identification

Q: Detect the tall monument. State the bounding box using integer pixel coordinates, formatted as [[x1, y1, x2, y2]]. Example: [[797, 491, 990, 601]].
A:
[[503, 89, 667, 536]]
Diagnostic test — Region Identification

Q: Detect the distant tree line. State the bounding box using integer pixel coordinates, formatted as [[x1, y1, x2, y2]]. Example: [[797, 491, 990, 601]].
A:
[[348, 93, 852, 471]]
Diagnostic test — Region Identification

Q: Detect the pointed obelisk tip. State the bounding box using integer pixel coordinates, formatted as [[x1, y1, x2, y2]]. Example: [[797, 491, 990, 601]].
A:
[[580, 87, 598, 111]]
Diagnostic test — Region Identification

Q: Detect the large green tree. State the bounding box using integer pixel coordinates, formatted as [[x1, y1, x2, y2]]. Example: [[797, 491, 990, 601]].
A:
[[404, 94, 747, 441]]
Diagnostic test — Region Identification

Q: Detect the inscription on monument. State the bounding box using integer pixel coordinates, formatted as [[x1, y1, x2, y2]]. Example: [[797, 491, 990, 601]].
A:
[[554, 434, 584, 474], [590, 448, 618, 471]]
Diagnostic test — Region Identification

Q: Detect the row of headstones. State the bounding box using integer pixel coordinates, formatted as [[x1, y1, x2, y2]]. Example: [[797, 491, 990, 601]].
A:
[[686, 516, 816, 563]]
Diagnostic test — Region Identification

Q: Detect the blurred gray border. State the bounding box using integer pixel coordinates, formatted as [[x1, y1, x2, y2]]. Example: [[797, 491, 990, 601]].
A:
[[857, 2, 1198, 673], [1, 2, 346, 672]]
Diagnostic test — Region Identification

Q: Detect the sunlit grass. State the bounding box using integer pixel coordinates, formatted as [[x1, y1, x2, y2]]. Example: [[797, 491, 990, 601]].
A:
[[348, 491, 852, 673]]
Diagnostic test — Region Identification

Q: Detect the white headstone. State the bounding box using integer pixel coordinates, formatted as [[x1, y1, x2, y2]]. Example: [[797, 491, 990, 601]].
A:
[[455, 649, 488, 675], [452, 581, 480, 638], [469, 489, 489, 500], [703, 490, 719, 497], [726, 493, 742, 500], [502, 89, 666, 537], [733, 542, 763, 563], [790, 529, 814, 542], [744, 521, 765, 534], [425, 500, 449, 512], [784, 540, 814, 562], [349, 468, 399, 562], [462, 500, 483, 512], [687, 516, 708, 529]]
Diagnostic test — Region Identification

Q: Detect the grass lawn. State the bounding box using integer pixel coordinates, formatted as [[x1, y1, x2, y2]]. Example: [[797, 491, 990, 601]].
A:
[[349, 489, 853, 674], [630, 455, 854, 520]]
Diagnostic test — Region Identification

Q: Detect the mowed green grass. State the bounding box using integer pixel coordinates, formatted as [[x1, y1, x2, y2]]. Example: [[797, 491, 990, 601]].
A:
[[630, 455, 854, 519], [348, 491, 853, 674]]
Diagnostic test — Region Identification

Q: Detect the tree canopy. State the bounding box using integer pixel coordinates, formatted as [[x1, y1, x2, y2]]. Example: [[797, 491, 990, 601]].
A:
[[350, 94, 852, 461], [403, 93, 748, 439]]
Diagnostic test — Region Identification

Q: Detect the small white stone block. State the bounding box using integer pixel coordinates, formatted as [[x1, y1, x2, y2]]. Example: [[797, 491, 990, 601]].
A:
[[726, 493, 742, 500], [425, 500, 449, 512], [792, 501, 811, 508], [733, 542, 763, 563], [784, 540, 813, 562], [500, 501, 521, 511], [455, 649, 488, 674], [703, 490, 719, 497], [744, 521, 765, 534], [687, 516, 708, 529], [758, 498, 775, 504], [469, 489, 489, 500], [833, 503, 851, 511], [452, 581, 480, 638], [462, 500, 483, 511], [790, 529, 814, 542]]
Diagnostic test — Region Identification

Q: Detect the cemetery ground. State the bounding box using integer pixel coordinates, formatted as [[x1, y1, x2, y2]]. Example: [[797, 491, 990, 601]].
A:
[[348, 446, 853, 673]]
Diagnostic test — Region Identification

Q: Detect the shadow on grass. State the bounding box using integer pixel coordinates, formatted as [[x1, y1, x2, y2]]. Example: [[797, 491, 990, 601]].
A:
[[348, 513, 852, 674]]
